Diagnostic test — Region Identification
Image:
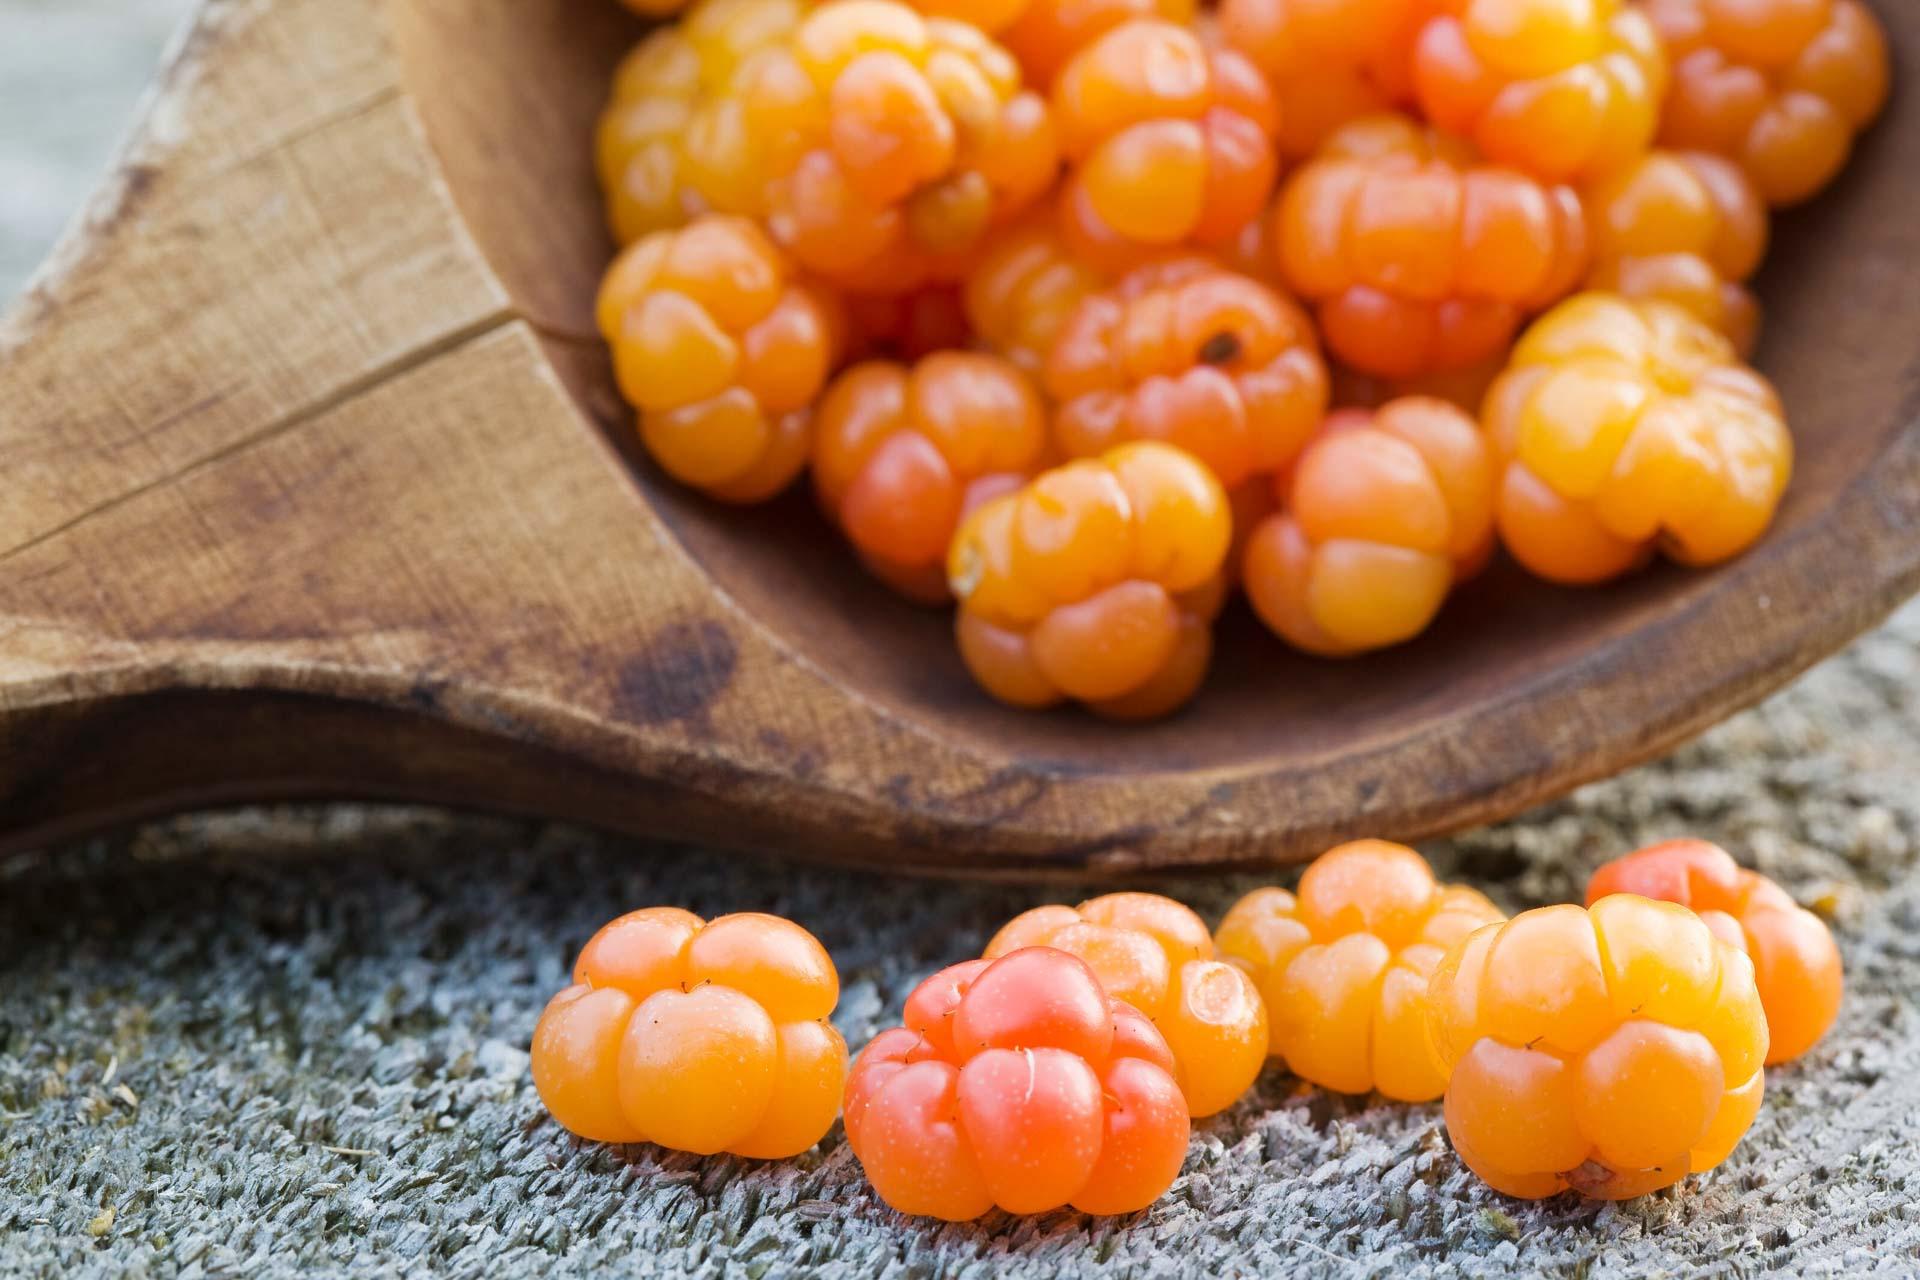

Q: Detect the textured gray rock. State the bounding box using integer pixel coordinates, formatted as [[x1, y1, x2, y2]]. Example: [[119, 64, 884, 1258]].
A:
[[3, 602, 1919, 1278]]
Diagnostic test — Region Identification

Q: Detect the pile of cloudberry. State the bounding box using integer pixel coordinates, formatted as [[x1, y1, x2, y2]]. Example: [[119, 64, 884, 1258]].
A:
[[596, 0, 1890, 718], [533, 836, 1844, 1213]]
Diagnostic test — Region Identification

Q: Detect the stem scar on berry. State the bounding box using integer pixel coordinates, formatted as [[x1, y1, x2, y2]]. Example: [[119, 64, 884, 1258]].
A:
[[1198, 332, 1241, 365]]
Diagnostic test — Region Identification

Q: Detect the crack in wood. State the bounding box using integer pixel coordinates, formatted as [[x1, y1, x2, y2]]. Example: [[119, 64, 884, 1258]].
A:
[[0, 306, 519, 566]]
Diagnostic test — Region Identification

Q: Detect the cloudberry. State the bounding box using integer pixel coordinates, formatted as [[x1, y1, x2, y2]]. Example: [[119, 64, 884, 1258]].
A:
[[965, 213, 1108, 377], [844, 947, 1191, 1219], [598, 216, 836, 502], [532, 908, 846, 1158], [728, 0, 1059, 291], [1275, 114, 1589, 380], [1215, 841, 1503, 1100], [1648, 0, 1891, 206], [1000, 0, 1198, 88], [814, 353, 1048, 602], [1412, 0, 1669, 183], [947, 442, 1231, 719], [1242, 398, 1495, 657], [1428, 897, 1768, 1199], [1483, 292, 1792, 585], [1588, 839, 1843, 1064], [898, 0, 1034, 38], [987, 893, 1268, 1116], [1583, 150, 1769, 356], [1045, 259, 1329, 490], [597, 0, 805, 245], [1216, 0, 1423, 159], [1052, 20, 1280, 266]]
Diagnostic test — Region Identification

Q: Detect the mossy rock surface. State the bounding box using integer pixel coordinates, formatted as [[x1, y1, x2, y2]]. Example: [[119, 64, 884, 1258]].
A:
[[4, 605, 1918, 1277]]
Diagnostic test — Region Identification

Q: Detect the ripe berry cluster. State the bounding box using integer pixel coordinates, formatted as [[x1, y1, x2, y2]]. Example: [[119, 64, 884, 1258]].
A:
[[595, 0, 1890, 719], [533, 836, 1844, 1212]]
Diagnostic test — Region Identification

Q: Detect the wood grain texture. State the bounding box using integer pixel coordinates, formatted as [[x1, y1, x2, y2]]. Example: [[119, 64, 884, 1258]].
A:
[[1, 0, 1916, 876]]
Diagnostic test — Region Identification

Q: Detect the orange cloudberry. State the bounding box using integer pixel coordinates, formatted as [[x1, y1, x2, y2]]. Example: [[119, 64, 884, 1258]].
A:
[[1428, 897, 1768, 1199], [1483, 292, 1793, 585], [1215, 840, 1503, 1100], [532, 908, 846, 1157], [597, 0, 804, 245], [844, 947, 1191, 1219], [987, 893, 1269, 1117], [1052, 20, 1280, 267], [1216, 0, 1424, 159], [897, 0, 1034, 38], [727, 0, 1059, 291], [965, 213, 1108, 377], [1045, 258, 1329, 490], [947, 441, 1231, 719], [1412, 0, 1669, 184], [598, 215, 836, 502], [1000, 0, 1198, 88], [814, 353, 1048, 602], [1648, 0, 1891, 206], [1275, 114, 1590, 380], [1583, 150, 1769, 356], [1243, 398, 1495, 657], [1587, 839, 1843, 1064]]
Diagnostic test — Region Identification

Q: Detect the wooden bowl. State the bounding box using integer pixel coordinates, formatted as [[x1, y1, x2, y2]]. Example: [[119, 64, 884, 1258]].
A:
[[1, 0, 1915, 876]]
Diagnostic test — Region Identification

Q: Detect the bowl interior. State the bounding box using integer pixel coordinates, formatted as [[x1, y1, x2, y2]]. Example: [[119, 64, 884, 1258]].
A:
[[393, 0, 1916, 777]]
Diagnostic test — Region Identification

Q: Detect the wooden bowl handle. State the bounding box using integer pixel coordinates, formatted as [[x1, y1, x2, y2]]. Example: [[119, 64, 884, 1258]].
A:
[[0, 0, 1213, 874], [0, 2, 853, 853]]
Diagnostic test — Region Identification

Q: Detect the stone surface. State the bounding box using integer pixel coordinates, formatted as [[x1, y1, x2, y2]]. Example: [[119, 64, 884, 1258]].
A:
[[3, 601, 1919, 1278], [5, 5, 1920, 1277]]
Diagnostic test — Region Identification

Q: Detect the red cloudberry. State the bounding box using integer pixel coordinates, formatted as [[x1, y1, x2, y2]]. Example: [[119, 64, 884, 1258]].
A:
[[844, 948, 1191, 1219], [988, 893, 1269, 1116]]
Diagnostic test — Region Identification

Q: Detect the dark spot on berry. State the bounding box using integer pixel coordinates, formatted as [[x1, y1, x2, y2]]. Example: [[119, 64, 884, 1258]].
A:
[[1198, 331, 1241, 365]]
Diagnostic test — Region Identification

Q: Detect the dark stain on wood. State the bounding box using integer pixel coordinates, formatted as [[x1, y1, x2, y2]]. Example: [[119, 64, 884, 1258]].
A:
[[612, 620, 738, 727]]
